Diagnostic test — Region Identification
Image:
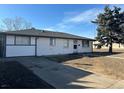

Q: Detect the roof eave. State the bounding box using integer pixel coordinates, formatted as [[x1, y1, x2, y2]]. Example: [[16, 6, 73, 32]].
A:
[[1, 32, 95, 41]]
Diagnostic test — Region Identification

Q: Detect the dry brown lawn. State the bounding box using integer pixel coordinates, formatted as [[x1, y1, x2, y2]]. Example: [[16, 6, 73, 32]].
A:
[[46, 48, 124, 80], [64, 56, 124, 80], [65, 49, 124, 80]]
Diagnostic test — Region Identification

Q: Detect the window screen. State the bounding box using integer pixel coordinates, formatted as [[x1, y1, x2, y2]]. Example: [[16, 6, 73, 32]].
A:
[[16, 36, 30, 45], [50, 38, 56, 46], [64, 40, 69, 48], [82, 40, 89, 47]]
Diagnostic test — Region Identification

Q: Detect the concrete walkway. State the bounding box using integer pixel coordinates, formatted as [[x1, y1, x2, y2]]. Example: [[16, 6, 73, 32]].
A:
[[106, 53, 124, 60], [106, 56, 124, 60], [7, 57, 124, 89]]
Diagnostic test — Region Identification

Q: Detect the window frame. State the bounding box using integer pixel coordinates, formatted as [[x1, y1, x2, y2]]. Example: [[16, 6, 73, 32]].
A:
[[50, 38, 56, 46], [15, 36, 31, 45], [82, 40, 85, 47], [64, 39, 69, 48], [82, 40, 90, 47], [86, 40, 90, 47]]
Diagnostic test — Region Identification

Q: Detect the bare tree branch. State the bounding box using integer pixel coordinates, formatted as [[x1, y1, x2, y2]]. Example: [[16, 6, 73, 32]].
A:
[[1, 17, 32, 31], [2, 18, 13, 31]]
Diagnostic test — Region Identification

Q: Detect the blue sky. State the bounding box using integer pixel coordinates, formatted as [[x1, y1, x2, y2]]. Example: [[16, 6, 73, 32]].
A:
[[0, 4, 124, 39]]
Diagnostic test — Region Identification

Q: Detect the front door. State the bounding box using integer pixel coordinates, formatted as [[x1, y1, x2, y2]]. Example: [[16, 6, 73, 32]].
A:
[[73, 40, 78, 53]]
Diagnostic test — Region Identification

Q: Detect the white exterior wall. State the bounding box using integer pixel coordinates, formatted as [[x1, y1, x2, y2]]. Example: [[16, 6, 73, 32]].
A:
[[6, 46, 35, 57], [31, 37, 35, 45], [37, 37, 74, 56], [37, 38, 92, 56], [5, 35, 93, 57], [6, 35, 35, 57]]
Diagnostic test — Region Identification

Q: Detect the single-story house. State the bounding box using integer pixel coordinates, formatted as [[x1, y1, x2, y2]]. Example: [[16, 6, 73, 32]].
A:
[[0, 28, 94, 57], [93, 41, 124, 49]]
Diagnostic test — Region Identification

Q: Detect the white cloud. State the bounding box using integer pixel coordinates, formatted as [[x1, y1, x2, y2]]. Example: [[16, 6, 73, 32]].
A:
[[64, 8, 101, 23], [45, 8, 102, 31], [44, 5, 124, 38]]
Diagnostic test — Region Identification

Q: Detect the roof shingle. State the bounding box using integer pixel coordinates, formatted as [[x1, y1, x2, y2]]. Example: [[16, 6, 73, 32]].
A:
[[0, 28, 94, 40]]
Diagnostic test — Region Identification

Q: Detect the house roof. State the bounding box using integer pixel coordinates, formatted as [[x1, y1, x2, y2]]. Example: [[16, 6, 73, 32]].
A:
[[0, 28, 94, 41]]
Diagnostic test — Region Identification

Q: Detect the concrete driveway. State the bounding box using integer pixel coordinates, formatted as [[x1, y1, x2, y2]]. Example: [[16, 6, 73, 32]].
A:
[[8, 57, 124, 89]]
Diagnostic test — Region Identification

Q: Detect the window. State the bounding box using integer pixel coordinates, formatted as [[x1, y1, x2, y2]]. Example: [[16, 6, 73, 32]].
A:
[[82, 40, 89, 47], [82, 40, 85, 47], [64, 40, 69, 48], [86, 40, 89, 47], [50, 38, 56, 46], [15, 36, 30, 45]]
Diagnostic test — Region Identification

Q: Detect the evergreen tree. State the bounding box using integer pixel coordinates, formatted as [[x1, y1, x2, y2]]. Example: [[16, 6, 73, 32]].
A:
[[92, 5, 124, 53]]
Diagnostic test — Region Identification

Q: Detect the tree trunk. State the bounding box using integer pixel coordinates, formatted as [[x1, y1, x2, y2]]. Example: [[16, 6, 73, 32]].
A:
[[109, 31, 113, 54], [109, 42, 113, 54]]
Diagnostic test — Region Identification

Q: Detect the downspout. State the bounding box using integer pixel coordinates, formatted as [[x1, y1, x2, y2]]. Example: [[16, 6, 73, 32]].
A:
[[35, 37, 37, 56], [91, 41, 93, 53], [4, 34, 6, 58], [1, 34, 6, 62]]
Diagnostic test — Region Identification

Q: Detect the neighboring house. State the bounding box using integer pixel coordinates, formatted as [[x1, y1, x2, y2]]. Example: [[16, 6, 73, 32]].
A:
[[93, 41, 124, 49], [0, 28, 94, 57]]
